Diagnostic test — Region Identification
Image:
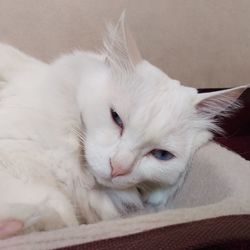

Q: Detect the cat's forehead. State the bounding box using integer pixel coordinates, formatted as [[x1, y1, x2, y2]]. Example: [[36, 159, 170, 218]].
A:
[[112, 61, 197, 115], [111, 62, 197, 146], [129, 88, 195, 136]]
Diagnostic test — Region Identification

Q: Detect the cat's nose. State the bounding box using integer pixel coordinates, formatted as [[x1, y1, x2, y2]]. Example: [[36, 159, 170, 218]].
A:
[[110, 160, 133, 177], [110, 152, 135, 177]]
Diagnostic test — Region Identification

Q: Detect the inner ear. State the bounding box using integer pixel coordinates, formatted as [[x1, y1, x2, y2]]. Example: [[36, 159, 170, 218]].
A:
[[195, 85, 248, 117], [103, 11, 142, 72]]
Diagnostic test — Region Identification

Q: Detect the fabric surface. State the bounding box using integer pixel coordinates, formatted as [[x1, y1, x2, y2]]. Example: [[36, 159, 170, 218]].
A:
[[58, 215, 250, 250], [1, 0, 250, 88], [217, 136, 250, 160]]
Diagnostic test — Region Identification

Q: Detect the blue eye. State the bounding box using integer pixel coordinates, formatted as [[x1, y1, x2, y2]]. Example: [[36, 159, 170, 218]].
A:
[[150, 149, 174, 161], [110, 108, 123, 129]]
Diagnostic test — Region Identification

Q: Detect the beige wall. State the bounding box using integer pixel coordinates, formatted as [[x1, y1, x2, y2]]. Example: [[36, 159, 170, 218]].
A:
[[0, 0, 250, 88]]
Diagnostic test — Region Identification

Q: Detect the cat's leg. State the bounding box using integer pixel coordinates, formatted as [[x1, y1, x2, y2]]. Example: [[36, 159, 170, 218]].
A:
[[75, 188, 121, 223], [106, 188, 144, 215], [0, 172, 78, 233], [0, 43, 45, 82], [88, 190, 121, 220], [0, 193, 79, 233], [0, 203, 67, 233]]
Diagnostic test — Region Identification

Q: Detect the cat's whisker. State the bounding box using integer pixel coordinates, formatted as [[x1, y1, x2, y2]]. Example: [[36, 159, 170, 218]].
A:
[[71, 126, 86, 138], [71, 127, 87, 146]]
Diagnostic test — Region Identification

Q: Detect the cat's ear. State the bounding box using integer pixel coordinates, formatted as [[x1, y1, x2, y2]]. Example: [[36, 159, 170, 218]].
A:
[[195, 85, 248, 117], [103, 11, 142, 72]]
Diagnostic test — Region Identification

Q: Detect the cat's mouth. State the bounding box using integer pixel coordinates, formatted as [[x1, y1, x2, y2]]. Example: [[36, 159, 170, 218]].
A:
[[84, 156, 137, 189]]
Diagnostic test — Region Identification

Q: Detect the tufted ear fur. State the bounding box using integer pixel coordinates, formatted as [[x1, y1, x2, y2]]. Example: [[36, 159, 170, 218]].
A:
[[195, 85, 248, 118], [103, 11, 142, 72]]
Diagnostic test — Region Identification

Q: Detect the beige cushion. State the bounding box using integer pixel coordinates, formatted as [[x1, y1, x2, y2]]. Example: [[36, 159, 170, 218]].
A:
[[0, 0, 250, 88], [1, 142, 249, 250]]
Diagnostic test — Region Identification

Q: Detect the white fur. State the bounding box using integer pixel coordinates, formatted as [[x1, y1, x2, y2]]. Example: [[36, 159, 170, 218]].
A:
[[0, 15, 246, 233]]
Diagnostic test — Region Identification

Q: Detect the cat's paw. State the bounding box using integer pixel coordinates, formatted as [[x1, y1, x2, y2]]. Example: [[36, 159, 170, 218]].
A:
[[0, 202, 78, 234], [76, 189, 120, 223], [88, 190, 120, 221], [0, 187, 79, 233], [37, 189, 79, 230], [25, 208, 72, 232], [0, 219, 24, 239]]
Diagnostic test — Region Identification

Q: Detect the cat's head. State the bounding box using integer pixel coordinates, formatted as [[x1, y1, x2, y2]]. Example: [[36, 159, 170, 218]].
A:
[[77, 13, 247, 189]]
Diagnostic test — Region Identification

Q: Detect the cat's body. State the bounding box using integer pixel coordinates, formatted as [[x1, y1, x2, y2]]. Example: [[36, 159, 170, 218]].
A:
[[0, 15, 246, 233], [0, 45, 147, 230]]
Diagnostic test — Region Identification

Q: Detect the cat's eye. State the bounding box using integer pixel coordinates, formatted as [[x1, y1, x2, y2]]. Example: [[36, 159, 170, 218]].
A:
[[150, 149, 174, 161], [110, 108, 124, 131]]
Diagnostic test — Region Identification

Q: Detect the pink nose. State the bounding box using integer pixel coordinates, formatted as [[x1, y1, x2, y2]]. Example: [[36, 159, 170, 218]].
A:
[[110, 159, 133, 177]]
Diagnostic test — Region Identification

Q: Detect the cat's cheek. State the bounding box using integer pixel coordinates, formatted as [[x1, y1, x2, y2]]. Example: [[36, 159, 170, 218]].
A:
[[86, 157, 111, 180], [138, 158, 187, 186], [84, 147, 112, 180], [165, 162, 187, 185]]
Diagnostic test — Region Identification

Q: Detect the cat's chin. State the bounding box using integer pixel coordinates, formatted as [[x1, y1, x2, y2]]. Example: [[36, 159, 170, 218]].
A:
[[95, 175, 135, 190]]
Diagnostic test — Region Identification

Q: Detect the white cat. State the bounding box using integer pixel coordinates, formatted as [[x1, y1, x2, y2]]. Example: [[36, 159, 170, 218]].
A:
[[0, 13, 247, 233]]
